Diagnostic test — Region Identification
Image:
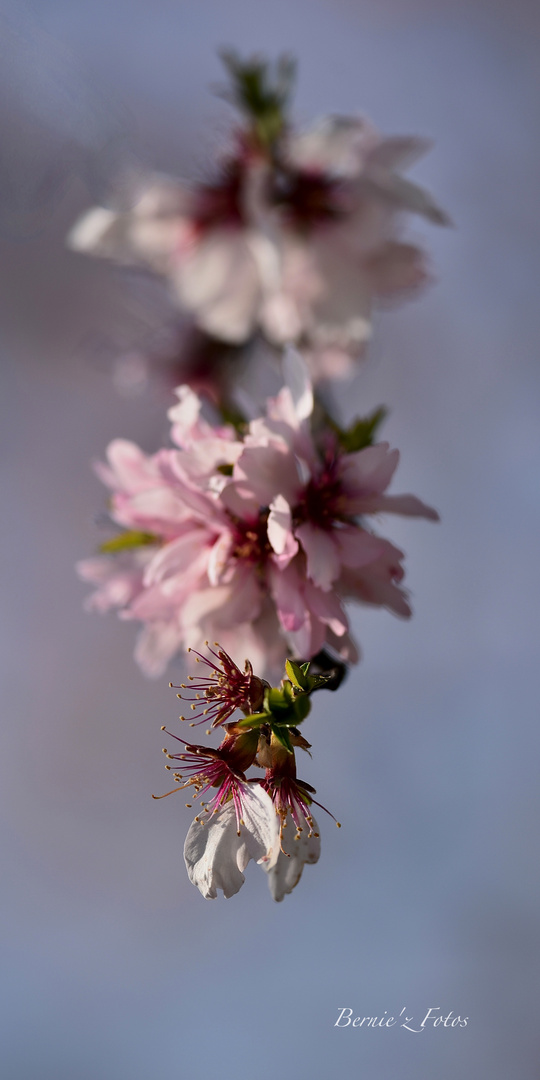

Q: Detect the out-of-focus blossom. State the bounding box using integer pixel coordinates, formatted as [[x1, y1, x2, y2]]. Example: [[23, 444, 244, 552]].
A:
[[68, 55, 448, 380], [78, 351, 437, 678], [68, 161, 283, 347], [263, 115, 449, 371]]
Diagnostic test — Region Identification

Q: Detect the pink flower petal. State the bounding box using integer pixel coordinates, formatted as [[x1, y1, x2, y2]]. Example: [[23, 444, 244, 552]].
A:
[[372, 493, 439, 521], [267, 495, 298, 562], [339, 443, 400, 500], [295, 522, 341, 591]]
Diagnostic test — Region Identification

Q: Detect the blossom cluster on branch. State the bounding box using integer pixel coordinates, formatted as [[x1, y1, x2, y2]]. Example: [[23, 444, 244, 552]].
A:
[[72, 53, 445, 901], [78, 348, 437, 680]]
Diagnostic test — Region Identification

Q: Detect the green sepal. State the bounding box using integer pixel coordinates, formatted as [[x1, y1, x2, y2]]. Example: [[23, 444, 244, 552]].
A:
[[293, 693, 311, 723], [264, 685, 292, 714], [219, 402, 248, 436], [270, 725, 294, 753], [235, 712, 269, 730], [262, 684, 311, 727], [99, 530, 158, 554]]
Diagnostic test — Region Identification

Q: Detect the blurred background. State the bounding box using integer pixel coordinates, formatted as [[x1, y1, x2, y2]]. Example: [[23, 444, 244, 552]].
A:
[[1, 1, 540, 1077]]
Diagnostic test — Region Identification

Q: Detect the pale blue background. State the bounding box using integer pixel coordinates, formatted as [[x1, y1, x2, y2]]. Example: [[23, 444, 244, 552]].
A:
[[1, 1, 540, 1077]]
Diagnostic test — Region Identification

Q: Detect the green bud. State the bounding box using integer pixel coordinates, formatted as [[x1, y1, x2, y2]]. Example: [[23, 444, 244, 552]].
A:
[[218, 49, 296, 150]]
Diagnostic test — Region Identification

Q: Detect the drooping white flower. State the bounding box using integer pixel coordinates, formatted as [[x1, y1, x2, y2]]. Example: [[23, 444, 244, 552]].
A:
[[184, 783, 279, 899]]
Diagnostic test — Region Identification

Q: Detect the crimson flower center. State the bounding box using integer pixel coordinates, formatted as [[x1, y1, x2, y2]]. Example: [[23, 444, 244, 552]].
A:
[[231, 512, 272, 565], [295, 462, 348, 530]]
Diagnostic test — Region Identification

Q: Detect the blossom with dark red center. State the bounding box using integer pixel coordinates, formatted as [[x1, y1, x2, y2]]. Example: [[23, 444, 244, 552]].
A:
[[155, 723, 261, 830], [256, 729, 340, 902], [67, 56, 447, 368], [230, 512, 272, 568], [295, 449, 350, 530], [274, 169, 348, 229], [260, 730, 340, 845], [170, 642, 266, 728]]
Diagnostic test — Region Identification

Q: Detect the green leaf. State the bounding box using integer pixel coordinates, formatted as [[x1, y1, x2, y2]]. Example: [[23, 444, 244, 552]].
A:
[[285, 658, 309, 691], [99, 530, 158, 554], [325, 405, 387, 455], [338, 406, 388, 453]]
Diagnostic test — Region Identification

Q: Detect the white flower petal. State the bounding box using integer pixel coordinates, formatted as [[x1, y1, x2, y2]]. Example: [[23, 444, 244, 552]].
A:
[[295, 522, 341, 591], [263, 812, 321, 902], [184, 785, 280, 900]]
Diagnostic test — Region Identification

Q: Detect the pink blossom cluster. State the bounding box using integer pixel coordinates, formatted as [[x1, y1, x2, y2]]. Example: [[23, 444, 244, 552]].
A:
[[78, 350, 437, 681]]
